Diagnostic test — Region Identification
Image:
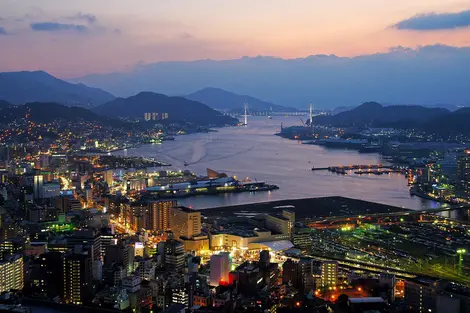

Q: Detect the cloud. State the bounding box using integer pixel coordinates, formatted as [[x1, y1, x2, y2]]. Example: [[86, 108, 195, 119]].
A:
[[180, 32, 193, 39], [70, 12, 97, 24], [30, 22, 88, 32], [0, 27, 6, 35], [392, 10, 470, 31]]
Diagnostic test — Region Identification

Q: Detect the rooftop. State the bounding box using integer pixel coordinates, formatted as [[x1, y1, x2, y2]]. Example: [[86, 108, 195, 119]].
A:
[[167, 206, 197, 213], [258, 240, 294, 252]]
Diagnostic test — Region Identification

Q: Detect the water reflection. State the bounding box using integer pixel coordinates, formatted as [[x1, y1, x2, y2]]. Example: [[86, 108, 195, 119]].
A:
[[114, 116, 442, 210]]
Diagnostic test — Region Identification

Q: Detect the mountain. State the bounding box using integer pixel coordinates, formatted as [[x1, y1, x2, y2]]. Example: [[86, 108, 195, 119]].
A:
[[92, 92, 237, 126], [422, 108, 470, 136], [0, 71, 115, 107], [74, 45, 470, 109], [0, 100, 11, 109], [0, 102, 125, 127], [185, 87, 297, 112], [312, 102, 449, 128]]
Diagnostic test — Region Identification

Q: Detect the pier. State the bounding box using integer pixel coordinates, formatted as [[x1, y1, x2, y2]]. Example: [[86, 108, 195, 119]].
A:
[[312, 164, 406, 175]]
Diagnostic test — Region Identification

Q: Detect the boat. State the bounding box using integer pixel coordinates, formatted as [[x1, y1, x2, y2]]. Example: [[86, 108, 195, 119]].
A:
[[268, 116, 272, 119], [184, 161, 188, 166]]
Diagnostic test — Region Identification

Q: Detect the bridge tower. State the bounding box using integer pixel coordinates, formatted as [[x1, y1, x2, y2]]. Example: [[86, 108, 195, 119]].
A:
[[244, 103, 248, 126], [309, 104, 313, 127]]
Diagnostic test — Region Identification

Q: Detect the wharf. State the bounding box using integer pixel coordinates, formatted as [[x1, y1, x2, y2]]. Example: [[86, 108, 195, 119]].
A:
[[311, 164, 404, 174], [354, 169, 404, 175]]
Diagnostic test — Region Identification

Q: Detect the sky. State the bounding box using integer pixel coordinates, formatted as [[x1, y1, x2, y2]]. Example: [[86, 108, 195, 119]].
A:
[[0, 0, 470, 77]]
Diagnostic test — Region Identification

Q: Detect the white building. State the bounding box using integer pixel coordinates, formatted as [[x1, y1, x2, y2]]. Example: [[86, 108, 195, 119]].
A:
[[209, 252, 231, 286]]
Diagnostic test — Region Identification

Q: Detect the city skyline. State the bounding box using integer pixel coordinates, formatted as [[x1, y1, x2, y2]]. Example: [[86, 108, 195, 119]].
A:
[[0, 0, 470, 77]]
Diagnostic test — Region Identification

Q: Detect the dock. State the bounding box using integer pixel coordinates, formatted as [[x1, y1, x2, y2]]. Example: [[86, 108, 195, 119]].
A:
[[312, 164, 406, 175]]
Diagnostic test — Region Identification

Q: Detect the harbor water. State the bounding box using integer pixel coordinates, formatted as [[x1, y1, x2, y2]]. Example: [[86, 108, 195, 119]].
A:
[[114, 116, 443, 211]]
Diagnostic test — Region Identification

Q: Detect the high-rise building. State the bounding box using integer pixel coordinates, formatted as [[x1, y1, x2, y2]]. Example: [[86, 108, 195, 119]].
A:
[[38, 252, 64, 298], [38, 154, 50, 169], [282, 258, 299, 285], [282, 258, 313, 292], [209, 252, 231, 286], [99, 227, 114, 259], [0, 254, 24, 293], [0, 239, 24, 257], [93, 260, 103, 281], [320, 261, 338, 287], [27, 205, 47, 223], [457, 151, 470, 181], [164, 239, 185, 271], [233, 253, 280, 296], [149, 200, 176, 232], [136, 258, 156, 281], [33, 175, 43, 199], [457, 151, 470, 196], [103, 264, 127, 287], [105, 240, 135, 275], [103, 169, 114, 186], [170, 207, 201, 239], [67, 230, 102, 262], [85, 186, 93, 205], [63, 253, 93, 305], [265, 209, 295, 240], [41, 182, 61, 198], [404, 280, 438, 313]]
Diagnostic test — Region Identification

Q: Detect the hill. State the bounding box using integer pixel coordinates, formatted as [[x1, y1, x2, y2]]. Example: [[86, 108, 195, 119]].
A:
[[0, 102, 125, 127], [0, 100, 11, 109], [312, 102, 449, 128], [422, 107, 470, 136], [0, 71, 115, 107], [92, 92, 238, 126], [185, 87, 296, 112]]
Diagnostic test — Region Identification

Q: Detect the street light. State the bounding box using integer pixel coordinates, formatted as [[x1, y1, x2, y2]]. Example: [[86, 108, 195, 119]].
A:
[[457, 249, 466, 275]]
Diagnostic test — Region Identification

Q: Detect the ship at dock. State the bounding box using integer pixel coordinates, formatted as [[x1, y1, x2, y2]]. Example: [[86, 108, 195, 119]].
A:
[[143, 168, 278, 199]]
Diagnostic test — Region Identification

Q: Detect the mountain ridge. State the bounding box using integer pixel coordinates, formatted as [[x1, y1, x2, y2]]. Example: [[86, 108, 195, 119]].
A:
[[73, 44, 470, 108], [92, 91, 237, 126], [0, 102, 125, 127], [0, 70, 115, 107], [185, 87, 297, 112], [312, 102, 450, 128]]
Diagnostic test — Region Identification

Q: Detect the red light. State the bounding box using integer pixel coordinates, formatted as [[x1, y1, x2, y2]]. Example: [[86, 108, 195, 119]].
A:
[[331, 295, 336, 300], [219, 278, 229, 286], [296, 301, 301, 307], [358, 287, 362, 292]]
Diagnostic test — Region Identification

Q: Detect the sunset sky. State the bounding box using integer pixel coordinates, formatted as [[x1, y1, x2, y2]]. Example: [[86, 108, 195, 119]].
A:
[[1, 0, 469, 77]]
